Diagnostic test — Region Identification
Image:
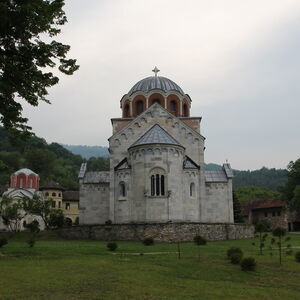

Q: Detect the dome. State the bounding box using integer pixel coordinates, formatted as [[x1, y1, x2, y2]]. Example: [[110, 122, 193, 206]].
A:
[[14, 168, 37, 176], [128, 76, 185, 96]]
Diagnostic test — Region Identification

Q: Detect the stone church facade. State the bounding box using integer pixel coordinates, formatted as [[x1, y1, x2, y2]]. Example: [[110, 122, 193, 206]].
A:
[[79, 70, 234, 225]]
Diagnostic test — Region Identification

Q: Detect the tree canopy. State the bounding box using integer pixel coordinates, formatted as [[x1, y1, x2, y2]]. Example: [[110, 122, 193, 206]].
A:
[[0, 0, 79, 135]]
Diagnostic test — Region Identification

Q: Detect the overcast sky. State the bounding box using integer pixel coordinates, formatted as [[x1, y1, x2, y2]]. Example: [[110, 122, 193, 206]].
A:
[[21, 0, 300, 170]]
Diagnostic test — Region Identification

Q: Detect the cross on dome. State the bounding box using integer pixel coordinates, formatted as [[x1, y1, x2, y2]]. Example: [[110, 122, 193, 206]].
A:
[[152, 66, 160, 77]]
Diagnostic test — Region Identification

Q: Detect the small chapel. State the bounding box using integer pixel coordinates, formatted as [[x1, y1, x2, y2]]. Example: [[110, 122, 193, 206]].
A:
[[79, 68, 234, 224]]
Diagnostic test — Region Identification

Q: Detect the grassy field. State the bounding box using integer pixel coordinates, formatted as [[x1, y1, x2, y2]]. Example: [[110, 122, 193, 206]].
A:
[[0, 232, 300, 299]]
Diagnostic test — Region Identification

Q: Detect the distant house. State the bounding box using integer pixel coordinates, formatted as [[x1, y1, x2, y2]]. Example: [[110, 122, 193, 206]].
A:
[[242, 198, 300, 231], [40, 182, 79, 225]]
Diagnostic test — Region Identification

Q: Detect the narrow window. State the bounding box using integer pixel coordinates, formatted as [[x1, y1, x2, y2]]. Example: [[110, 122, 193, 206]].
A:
[[65, 203, 70, 210], [52, 201, 56, 208], [156, 174, 160, 196], [119, 182, 126, 197], [124, 103, 130, 117], [161, 175, 165, 196], [52, 192, 56, 197], [58, 201, 61, 208], [151, 175, 155, 196], [136, 100, 144, 115], [183, 104, 188, 117], [190, 183, 195, 197], [170, 100, 177, 112]]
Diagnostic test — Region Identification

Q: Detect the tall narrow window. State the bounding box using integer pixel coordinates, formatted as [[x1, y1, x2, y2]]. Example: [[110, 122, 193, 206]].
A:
[[161, 175, 165, 195], [119, 182, 126, 197], [156, 174, 160, 196], [124, 104, 130, 117], [151, 175, 155, 196], [170, 100, 177, 113], [183, 104, 188, 117], [190, 183, 195, 197], [136, 100, 144, 115]]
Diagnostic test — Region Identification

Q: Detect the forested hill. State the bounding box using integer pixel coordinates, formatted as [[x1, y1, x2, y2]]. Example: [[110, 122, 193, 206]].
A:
[[61, 144, 109, 159]]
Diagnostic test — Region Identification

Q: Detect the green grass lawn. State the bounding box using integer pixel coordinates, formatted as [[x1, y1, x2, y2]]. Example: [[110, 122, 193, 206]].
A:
[[0, 232, 300, 299]]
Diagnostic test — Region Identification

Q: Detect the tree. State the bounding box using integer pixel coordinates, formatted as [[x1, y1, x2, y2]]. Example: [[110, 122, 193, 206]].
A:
[[270, 227, 291, 265], [0, 0, 79, 135], [282, 159, 300, 215], [0, 196, 24, 231], [253, 220, 270, 255], [193, 235, 207, 261], [22, 195, 52, 229], [233, 191, 243, 223]]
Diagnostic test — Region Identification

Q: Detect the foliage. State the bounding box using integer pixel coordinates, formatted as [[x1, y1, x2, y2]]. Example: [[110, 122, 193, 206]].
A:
[[0, 237, 8, 248], [142, 237, 154, 246], [233, 167, 287, 191], [27, 238, 35, 248], [48, 209, 64, 229], [230, 253, 243, 264], [0, 196, 25, 231], [240, 257, 256, 271], [270, 227, 291, 265], [0, 127, 82, 190], [87, 156, 109, 171], [234, 186, 281, 204], [281, 159, 300, 203], [233, 191, 243, 222], [24, 220, 40, 234], [107, 242, 118, 251], [288, 185, 300, 216], [0, 0, 79, 135], [227, 247, 243, 259], [253, 220, 270, 255], [22, 195, 52, 229], [193, 235, 207, 245], [295, 251, 300, 263]]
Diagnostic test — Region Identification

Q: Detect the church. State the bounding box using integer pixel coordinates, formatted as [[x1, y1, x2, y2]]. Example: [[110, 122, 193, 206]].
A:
[[79, 68, 234, 225]]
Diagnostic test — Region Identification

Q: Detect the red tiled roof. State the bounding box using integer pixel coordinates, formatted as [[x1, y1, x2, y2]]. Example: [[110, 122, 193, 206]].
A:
[[242, 198, 286, 215]]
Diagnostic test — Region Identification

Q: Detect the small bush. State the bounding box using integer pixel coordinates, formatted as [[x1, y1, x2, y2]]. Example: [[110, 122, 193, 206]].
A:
[[107, 242, 118, 251], [0, 238, 8, 248], [295, 251, 300, 263], [227, 247, 243, 259], [143, 237, 154, 246], [241, 257, 256, 271], [193, 235, 207, 245], [230, 253, 243, 264], [27, 238, 35, 248]]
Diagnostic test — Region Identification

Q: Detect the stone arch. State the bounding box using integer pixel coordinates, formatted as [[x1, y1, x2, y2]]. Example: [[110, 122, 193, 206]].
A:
[[148, 93, 165, 108], [132, 95, 146, 117], [167, 95, 180, 116], [123, 100, 130, 118], [182, 99, 190, 117]]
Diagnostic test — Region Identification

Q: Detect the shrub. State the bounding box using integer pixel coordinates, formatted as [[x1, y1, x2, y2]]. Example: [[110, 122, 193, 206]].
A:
[[295, 251, 300, 263], [143, 237, 154, 246], [230, 253, 243, 264], [27, 238, 35, 248], [241, 257, 256, 271], [107, 242, 118, 251], [193, 235, 207, 245], [227, 247, 243, 259], [0, 238, 8, 248]]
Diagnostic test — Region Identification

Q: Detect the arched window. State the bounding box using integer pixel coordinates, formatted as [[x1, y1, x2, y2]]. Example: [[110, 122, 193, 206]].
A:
[[153, 99, 161, 105], [119, 182, 126, 197], [136, 100, 144, 115], [190, 183, 195, 197], [150, 168, 165, 196], [52, 192, 56, 197], [183, 104, 188, 117], [170, 100, 177, 113], [124, 103, 130, 117]]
